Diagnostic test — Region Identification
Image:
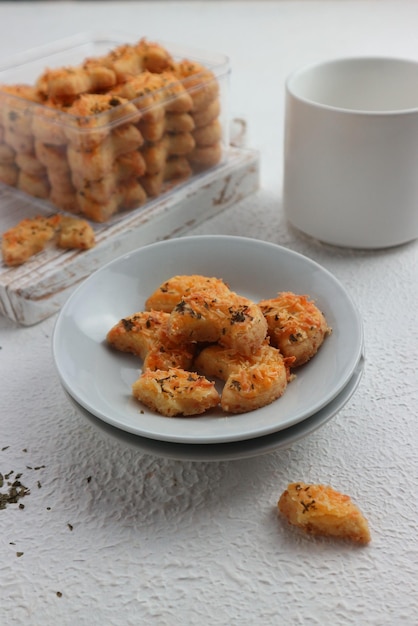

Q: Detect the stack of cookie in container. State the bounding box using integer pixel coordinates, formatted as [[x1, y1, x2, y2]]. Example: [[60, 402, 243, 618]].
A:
[[0, 38, 226, 222]]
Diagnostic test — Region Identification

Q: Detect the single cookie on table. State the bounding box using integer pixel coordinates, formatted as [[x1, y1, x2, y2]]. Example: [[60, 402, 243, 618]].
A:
[[131, 367, 220, 417], [258, 291, 332, 367], [278, 482, 371, 544]]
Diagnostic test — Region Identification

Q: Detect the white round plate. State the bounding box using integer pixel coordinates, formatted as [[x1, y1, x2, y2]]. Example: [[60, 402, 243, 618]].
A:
[[53, 235, 363, 444], [65, 355, 364, 462]]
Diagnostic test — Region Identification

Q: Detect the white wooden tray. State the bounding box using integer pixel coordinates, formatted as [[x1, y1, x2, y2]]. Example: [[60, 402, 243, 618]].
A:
[[0, 146, 259, 325]]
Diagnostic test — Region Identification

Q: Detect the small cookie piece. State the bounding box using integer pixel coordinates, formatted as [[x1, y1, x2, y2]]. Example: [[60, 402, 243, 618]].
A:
[[259, 292, 332, 367], [1, 215, 60, 266], [278, 482, 371, 544], [132, 367, 220, 417], [56, 216, 95, 250]]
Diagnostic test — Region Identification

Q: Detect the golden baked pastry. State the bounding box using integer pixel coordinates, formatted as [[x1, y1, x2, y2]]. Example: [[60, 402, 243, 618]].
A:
[[132, 367, 220, 417], [195, 342, 294, 414], [278, 482, 371, 544], [259, 292, 332, 366], [1, 214, 95, 266]]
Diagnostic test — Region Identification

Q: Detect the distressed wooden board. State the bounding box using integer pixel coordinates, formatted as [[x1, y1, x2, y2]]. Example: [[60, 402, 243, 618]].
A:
[[0, 147, 259, 325]]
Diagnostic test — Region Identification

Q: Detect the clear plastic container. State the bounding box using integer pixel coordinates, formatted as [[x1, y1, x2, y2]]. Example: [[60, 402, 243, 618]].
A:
[[0, 32, 230, 222]]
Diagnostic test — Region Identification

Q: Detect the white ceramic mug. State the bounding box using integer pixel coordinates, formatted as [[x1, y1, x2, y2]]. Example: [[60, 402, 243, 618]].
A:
[[283, 57, 418, 248]]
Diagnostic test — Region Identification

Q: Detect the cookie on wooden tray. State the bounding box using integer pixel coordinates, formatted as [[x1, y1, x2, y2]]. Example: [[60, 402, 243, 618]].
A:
[[1, 215, 60, 266], [278, 482, 371, 544], [56, 216, 95, 250]]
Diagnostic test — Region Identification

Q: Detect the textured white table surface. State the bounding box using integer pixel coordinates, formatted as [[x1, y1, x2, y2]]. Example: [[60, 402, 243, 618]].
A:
[[1, 2, 418, 625]]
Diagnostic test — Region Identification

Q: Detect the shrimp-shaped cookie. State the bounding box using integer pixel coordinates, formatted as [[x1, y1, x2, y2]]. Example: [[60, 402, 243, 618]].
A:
[[132, 368, 220, 417], [106, 310, 195, 371], [278, 482, 371, 544], [195, 343, 293, 414], [167, 291, 268, 356], [258, 291, 331, 367], [145, 274, 231, 313]]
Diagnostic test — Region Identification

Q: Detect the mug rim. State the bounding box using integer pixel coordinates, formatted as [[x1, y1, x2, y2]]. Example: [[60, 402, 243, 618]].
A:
[[286, 55, 418, 115]]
